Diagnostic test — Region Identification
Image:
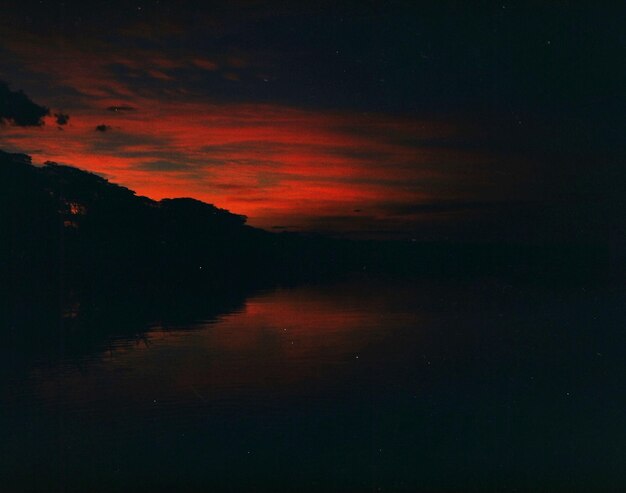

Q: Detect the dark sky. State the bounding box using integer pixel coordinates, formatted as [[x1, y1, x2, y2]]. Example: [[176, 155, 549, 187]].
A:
[[1, 1, 624, 240]]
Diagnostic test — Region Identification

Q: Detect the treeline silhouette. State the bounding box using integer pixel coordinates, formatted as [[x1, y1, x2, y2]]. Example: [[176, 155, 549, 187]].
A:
[[0, 149, 364, 357], [0, 149, 614, 357], [1, 149, 614, 292], [0, 149, 360, 289]]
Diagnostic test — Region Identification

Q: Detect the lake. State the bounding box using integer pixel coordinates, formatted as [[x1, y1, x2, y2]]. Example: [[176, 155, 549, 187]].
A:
[[2, 276, 625, 492]]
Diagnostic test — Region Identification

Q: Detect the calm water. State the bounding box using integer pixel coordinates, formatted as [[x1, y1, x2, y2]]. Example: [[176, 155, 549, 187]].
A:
[[2, 277, 625, 492]]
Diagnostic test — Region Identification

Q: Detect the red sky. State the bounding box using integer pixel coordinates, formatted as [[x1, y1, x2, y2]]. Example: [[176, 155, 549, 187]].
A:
[[3, 2, 613, 240], [2, 96, 502, 234], [0, 32, 512, 236], [0, 34, 522, 238]]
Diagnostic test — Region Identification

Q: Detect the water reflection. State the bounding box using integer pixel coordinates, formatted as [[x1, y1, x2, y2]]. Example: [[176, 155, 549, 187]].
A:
[[2, 277, 625, 492], [21, 280, 424, 414]]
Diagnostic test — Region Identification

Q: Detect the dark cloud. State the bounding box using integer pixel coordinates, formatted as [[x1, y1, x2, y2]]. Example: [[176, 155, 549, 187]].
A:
[[95, 124, 112, 132], [87, 131, 170, 155], [0, 81, 49, 126], [54, 112, 70, 125], [382, 201, 531, 216], [107, 105, 136, 112]]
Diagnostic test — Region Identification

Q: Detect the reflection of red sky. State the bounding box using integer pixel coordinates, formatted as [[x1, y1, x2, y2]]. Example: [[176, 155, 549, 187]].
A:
[[29, 281, 424, 410], [0, 33, 497, 234]]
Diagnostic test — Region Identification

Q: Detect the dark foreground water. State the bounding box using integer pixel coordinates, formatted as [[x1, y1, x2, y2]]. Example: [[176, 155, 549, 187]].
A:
[[2, 276, 625, 492]]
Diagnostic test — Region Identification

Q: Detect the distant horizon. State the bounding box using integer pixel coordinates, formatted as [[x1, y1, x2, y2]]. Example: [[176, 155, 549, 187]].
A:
[[0, 147, 529, 241], [0, 147, 602, 245]]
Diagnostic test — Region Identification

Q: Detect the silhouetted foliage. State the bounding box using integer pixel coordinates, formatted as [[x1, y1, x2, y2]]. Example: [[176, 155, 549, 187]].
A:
[[0, 150, 360, 297], [0, 149, 367, 351], [0, 81, 49, 126], [0, 149, 614, 348]]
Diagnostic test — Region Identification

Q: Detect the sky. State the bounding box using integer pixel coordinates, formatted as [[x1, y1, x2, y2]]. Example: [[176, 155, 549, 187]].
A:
[[0, 1, 624, 240]]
